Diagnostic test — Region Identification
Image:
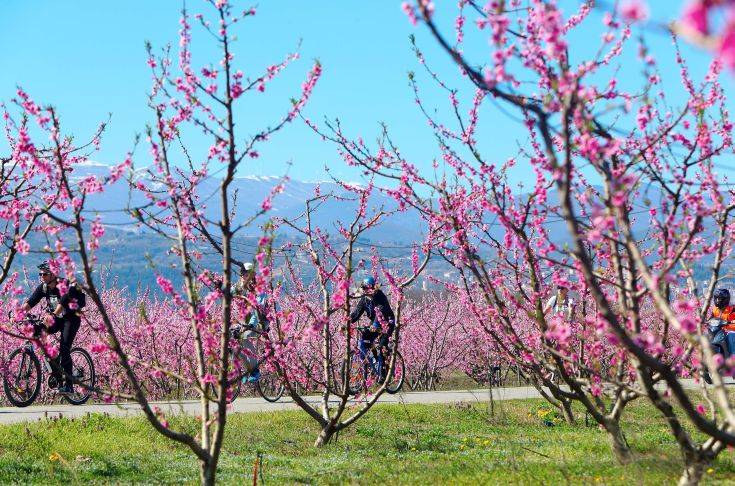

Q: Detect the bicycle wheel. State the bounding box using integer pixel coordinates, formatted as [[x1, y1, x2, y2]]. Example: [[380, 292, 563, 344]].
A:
[[256, 372, 285, 402], [328, 360, 347, 395], [230, 376, 242, 403], [62, 348, 96, 405], [341, 354, 365, 396], [384, 351, 405, 395], [207, 376, 242, 404], [3, 347, 42, 407]]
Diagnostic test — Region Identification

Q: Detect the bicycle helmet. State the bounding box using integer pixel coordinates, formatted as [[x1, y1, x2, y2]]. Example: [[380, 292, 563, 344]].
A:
[[714, 288, 731, 309], [361, 276, 376, 289], [37, 261, 54, 275]]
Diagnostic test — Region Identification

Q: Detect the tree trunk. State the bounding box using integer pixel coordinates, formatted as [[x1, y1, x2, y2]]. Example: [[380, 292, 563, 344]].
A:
[[606, 422, 633, 465], [560, 399, 575, 425], [678, 458, 709, 486], [314, 423, 337, 447], [200, 459, 217, 486]]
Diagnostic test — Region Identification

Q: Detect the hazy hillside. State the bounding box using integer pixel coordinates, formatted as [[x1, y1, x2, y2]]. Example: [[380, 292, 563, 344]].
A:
[[11, 164, 704, 295]]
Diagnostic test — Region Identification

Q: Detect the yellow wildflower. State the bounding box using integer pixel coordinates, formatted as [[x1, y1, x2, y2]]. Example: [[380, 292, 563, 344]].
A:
[[49, 452, 60, 462]]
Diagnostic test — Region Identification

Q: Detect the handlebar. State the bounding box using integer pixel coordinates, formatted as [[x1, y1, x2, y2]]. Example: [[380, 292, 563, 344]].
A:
[[7, 313, 40, 324], [230, 324, 268, 339]]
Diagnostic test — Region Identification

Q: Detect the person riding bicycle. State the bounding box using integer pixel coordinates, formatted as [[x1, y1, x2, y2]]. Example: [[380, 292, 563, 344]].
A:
[[703, 288, 735, 384], [231, 262, 268, 383], [711, 288, 735, 353], [349, 276, 395, 382], [543, 284, 575, 320], [22, 261, 86, 395]]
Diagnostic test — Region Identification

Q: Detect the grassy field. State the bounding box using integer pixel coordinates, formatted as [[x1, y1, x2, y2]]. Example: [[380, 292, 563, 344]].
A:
[[0, 398, 733, 484]]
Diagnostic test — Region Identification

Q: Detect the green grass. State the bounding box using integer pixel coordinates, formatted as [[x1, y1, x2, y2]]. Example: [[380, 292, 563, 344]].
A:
[[425, 370, 528, 390], [0, 399, 733, 484]]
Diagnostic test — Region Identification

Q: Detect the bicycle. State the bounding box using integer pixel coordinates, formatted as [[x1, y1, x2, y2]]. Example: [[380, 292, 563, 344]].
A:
[[217, 325, 285, 404], [227, 366, 285, 403], [3, 317, 96, 407], [343, 327, 405, 395]]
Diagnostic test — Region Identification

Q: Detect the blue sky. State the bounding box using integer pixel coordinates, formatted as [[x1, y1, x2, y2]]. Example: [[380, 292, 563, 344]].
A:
[[0, 1, 730, 185]]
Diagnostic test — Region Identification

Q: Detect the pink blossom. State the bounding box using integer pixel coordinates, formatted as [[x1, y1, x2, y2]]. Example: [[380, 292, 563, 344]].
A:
[[719, 20, 735, 69], [14, 238, 29, 255], [619, 0, 649, 22], [681, 1, 710, 35], [91, 218, 105, 238], [611, 192, 627, 207], [401, 2, 418, 25], [156, 276, 175, 295]]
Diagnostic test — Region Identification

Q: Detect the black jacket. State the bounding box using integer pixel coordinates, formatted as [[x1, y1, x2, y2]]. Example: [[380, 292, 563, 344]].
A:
[[26, 280, 84, 324], [349, 289, 395, 327]]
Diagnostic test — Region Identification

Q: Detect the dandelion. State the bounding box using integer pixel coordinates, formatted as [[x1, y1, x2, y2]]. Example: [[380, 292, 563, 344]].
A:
[[707, 468, 714, 474]]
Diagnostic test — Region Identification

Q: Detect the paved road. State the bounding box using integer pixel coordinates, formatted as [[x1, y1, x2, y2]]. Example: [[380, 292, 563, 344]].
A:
[[0, 385, 544, 424], [0, 378, 711, 425]]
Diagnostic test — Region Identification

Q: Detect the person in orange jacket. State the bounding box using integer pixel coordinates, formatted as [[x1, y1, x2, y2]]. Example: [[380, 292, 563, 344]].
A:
[[704, 288, 735, 384], [713, 288, 735, 332], [709, 288, 735, 364]]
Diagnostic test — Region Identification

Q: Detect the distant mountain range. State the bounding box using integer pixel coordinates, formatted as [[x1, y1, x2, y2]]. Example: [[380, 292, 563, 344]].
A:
[[13, 163, 433, 293], [72, 161, 430, 244], [13, 163, 693, 294]]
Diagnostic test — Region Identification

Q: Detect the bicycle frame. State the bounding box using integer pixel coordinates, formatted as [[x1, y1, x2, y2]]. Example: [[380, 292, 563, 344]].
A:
[[20, 321, 64, 371], [35, 345, 57, 377], [355, 327, 392, 378], [17, 318, 87, 389], [232, 326, 267, 375]]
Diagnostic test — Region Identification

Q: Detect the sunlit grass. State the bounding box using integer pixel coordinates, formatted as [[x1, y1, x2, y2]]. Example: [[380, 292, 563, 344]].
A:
[[0, 399, 731, 484]]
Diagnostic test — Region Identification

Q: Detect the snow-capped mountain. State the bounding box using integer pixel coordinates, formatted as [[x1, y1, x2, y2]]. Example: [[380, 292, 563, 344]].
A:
[[76, 164, 427, 243], [13, 164, 681, 293]]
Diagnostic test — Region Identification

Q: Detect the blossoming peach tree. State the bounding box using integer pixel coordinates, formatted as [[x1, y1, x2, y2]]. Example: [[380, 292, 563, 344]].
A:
[[408, 1, 735, 483], [5, 1, 320, 484], [268, 182, 430, 446], [312, 0, 735, 483], [0, 91, 111, 361]]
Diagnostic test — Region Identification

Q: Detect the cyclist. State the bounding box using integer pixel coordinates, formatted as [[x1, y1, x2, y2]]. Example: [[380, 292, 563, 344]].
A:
[[22, 261, 86, 395], [711, 288, 735, 352], [703, 288, 735, 384], [231, 262, 268, 383], [349, 276, 395, 382], [543, 284, 575, 320]]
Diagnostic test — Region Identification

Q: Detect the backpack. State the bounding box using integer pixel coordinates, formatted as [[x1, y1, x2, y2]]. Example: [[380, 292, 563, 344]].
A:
[[44, 280, 87, 314]]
